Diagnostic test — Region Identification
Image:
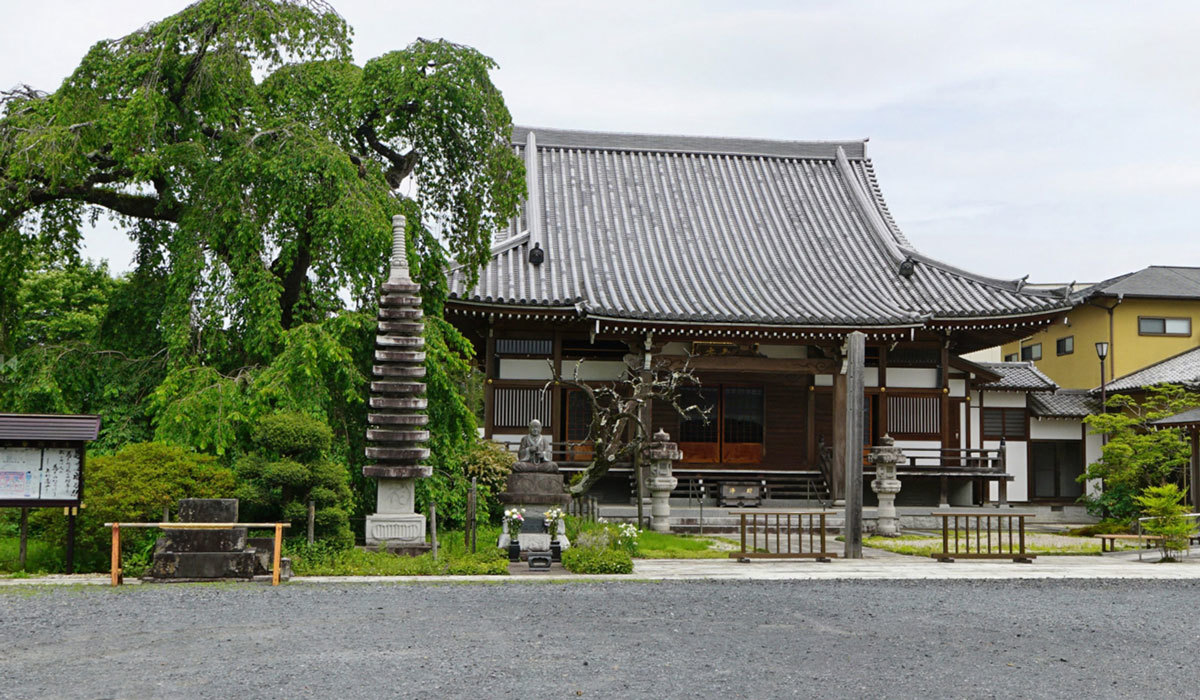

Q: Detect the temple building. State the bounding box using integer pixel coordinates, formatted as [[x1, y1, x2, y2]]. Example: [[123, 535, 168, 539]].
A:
[[445, 127, 1078, 507]]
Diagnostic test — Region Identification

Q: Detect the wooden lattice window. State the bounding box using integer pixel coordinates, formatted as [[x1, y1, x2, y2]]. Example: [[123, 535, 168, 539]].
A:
[[982, 407, 1027, 441], [886, 393, 941, 439], [493, 387, 551, 429]]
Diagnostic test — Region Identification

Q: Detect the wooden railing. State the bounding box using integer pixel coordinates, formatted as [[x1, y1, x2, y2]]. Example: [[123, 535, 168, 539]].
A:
[[929, 511, 1034, 563], [105, 521, 291, 586], [730, 510, 838, 562]]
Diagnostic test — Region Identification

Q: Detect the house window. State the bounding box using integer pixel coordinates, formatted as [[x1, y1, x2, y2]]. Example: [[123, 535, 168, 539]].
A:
[[1003, 353, 1018, 362], [1030, 441, 1084, 500], [1138, 317, 1191, 337], [1020, 344, 1042, 361], [1056, 336, 1074, 356], [981, 407, 1027, 441]]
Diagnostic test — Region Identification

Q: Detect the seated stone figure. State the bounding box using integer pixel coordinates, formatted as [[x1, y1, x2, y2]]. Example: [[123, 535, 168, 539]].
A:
[[514, 419, 559, 473]]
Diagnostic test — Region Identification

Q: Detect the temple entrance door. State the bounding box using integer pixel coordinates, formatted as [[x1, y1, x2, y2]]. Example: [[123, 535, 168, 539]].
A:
[[563, 389, 594, 463], [678, 387, 720, 463], [721, 386, 764, 464]]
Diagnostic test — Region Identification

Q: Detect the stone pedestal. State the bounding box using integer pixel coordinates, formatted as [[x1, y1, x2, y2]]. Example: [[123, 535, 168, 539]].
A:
[[362, 215, 432, 554], [868, 435, 904, 537], [644, 429, 681, 533], [146, 498, 290, 581], [497, 506, 570, 554]]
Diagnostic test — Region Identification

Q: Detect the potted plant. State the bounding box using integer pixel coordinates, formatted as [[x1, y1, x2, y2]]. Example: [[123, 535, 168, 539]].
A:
[[504, 508, 525, 561], [544, 506, 566, 561]]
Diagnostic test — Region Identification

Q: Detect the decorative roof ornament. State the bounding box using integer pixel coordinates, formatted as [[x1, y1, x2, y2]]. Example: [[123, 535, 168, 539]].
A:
[[388, 214, 411, 284], [528, 242, 544, 265], [898, 256, 917, 278]]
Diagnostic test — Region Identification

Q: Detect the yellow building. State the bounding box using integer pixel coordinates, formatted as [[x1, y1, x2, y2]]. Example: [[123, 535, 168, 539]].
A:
[[1001, 266, 1200, 389]]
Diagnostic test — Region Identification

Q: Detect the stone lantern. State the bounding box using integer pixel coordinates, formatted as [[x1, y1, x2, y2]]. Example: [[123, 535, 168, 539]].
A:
[[868, 434, 904, 537], [644, 429, 682, 533]]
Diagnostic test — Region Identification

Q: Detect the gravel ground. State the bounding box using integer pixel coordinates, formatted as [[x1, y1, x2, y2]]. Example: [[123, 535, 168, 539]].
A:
[[2, 579, 1197, 699]]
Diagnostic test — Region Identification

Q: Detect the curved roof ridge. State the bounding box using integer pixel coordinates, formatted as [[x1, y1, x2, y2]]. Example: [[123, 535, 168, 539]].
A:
[[512, 125, 867, 160]]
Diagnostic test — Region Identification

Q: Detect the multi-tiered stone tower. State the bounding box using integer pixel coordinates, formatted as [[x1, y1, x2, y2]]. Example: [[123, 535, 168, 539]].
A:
[[363, 214, 432, 552]]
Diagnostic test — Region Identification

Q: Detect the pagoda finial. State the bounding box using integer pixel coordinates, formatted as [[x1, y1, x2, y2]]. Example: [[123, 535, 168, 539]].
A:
[[389, 214, 410, 283]]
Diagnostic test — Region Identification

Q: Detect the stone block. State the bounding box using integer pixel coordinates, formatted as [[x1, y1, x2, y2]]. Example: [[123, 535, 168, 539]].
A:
[[155, 528, 247, 553], [149, 551, 259, 579], [528, 551, 552, 569], [177, 499, 238, 523], [365, 512, 426, 546]]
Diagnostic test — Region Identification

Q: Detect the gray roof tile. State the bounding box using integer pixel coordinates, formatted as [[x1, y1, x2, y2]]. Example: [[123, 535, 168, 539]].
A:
[[1029, 390, 1099, 418], [450, 127, 1073, 327], [1151, 407, 1200, 428], [1084, 266, 1200, 300], [1102, 346, 1200, 393], [0, 413, 101, 441], [976, 362, 1058, 391]]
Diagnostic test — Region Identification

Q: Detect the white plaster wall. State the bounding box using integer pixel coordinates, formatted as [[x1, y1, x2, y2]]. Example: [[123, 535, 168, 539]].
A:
[[498, 359, 553, 380], [959, 402, 968, 449], [980, 391, 1026, 408], [986, 439, 1029, 502], [759, 344, 807, 359], [864, 367, 880, 387], [1030, 418, 1083, 441], [660, 342, 689, 356], [567, 360, 628, 381], [815, 374, 833, 387], [967, 391, 982, 450], [895, 439, 942, 452], [491, 434, 524, 448], [887, 367, 938, 389], [949, 378, 966, 397]]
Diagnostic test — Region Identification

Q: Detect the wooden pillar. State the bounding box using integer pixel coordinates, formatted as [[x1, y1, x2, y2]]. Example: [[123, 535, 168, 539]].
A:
[[831, 370, 847, 503], [1191, 427, 1200, 511], [551, 330, 563, 445], [805, 380, 816, 467], [483, 323, 495, 439], [878, 345, 888, 437], [843, 332, 865, 559], [939, 341, 951, 456]]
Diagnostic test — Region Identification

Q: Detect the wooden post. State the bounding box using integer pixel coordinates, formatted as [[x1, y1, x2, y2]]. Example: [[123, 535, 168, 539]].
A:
[[110, 523, 121, 586], [162, 505, 169, 522], [272, 523, 283, 586], [65, 507, 76, 575], [18, 507, 28, 570], [483, 324, 496, 439], [635, 336, 652, 528], [468, 478, 478, 553], [997, 439, 1009, 507], [843, 331, 865, 559], [307, 500, 315, 545], [831, 370, 847, 503], [430, 503, 439, 560]]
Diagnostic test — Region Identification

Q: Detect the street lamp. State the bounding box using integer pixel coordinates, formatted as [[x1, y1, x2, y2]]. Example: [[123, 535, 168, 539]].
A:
[[1096, 341, 1109, 443]]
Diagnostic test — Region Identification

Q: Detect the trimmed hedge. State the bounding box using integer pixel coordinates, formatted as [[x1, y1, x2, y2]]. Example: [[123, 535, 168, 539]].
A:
[[561, 546, 633, 574]]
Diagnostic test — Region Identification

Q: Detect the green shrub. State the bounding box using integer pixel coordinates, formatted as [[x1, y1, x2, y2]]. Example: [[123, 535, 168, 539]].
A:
[[236, 412, 354, 549], [561, 547, 633, 574], [31, 442, 236, 572], [1136, 484, 1195, 561], [1067, 519, 1131, 537]]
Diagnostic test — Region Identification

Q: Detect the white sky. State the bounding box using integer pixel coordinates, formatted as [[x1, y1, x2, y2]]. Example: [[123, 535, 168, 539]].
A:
[[4, 0, 1199, 283]]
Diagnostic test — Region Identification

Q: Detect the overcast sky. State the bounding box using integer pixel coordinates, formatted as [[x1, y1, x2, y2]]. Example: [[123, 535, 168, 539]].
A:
[[4, 0, 1199, 283]]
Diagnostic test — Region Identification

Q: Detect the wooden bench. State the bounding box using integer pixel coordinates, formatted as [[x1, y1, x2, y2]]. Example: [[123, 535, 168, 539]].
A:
[[1094, 533, 1163, 552]]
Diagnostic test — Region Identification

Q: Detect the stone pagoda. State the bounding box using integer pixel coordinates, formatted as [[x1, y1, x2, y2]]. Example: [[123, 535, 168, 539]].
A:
[[363, 214, 432, 553]]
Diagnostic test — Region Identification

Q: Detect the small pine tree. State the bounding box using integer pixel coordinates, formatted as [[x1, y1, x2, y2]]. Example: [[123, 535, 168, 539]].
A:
[[235, 412, 354, 549], [1134, 484, 1194, 562]]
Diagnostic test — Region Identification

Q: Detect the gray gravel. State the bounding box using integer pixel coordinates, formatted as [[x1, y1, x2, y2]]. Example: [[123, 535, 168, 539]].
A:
[[1, 579, 1197, 699]]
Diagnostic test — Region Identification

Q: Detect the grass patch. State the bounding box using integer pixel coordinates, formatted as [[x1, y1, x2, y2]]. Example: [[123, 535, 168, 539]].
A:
[[863, 532, 1104, 556], [633, 531, 731, 559], [0, 535, 67, 574], [287, 526, 510, 576]]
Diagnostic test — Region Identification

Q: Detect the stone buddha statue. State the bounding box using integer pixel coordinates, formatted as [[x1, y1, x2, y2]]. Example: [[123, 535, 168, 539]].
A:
[[514, 419, 559, 474]]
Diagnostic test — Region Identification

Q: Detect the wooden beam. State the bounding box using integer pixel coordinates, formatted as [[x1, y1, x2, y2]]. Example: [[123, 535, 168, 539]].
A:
[[661, 355, 838, 374], [483, 325, 495, 439]]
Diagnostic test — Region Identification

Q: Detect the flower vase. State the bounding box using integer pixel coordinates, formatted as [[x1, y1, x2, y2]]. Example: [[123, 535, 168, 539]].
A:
[[550, 540, 562, 562], [508, 540, 521, 562]]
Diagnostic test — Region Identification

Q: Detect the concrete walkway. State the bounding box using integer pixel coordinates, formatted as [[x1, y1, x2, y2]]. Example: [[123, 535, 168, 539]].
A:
[[6, 547, 1200, 586]]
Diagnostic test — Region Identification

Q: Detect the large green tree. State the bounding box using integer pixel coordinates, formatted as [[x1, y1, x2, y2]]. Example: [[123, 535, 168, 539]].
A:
[[1, 0, 522, 524]]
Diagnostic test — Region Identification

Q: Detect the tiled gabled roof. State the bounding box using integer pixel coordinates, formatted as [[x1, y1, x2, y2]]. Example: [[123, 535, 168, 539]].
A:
[[976, 361, 1058, 391], [1102, 346, 1200, 393], [1083, 266, 1200, 300], [448, 127, 1072, 328], [1030, 390, 1099, 418]]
